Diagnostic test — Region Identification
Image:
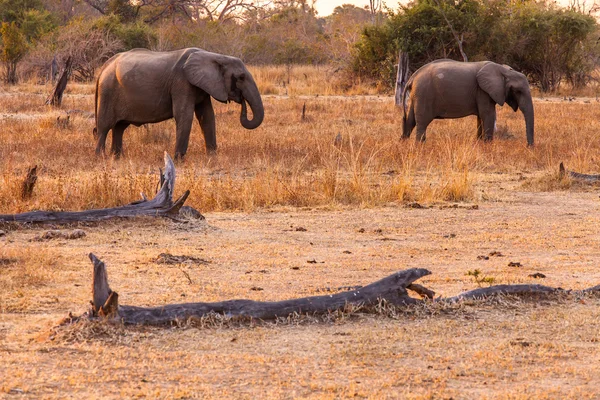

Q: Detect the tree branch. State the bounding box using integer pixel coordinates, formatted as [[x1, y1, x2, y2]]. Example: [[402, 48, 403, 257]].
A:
[[432, 0, 468, 62]]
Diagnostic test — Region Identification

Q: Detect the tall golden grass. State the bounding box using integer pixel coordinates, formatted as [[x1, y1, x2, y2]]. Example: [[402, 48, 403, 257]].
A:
[[251, 64, 381, 96], [1, 65, 600, 213]]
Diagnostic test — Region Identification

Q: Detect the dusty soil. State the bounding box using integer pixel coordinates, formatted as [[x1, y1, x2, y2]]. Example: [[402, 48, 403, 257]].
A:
[[1, 178, 600, 399], [2, 81, 600, 398]]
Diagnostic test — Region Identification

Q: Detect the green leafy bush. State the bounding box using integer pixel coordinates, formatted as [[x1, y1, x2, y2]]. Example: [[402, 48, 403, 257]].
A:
[[352, 0, 599, 92]]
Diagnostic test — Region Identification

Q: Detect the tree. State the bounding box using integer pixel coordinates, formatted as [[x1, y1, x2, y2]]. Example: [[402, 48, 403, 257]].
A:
[[323, 5, 371, 65], [0, 22, 28, 83], [0, 0, 55, 83], [82, 0, 267, 24], [352, 0, 600, 92], [502, 3, 597, 91], [107, 0, 137, 22]]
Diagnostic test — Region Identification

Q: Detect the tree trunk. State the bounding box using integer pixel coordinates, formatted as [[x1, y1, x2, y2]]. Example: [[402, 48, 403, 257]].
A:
[[6, 61, 18, 84], [21, 166, 37, 200], [394, 51, 409, 107], [46, 56, 72, 107]]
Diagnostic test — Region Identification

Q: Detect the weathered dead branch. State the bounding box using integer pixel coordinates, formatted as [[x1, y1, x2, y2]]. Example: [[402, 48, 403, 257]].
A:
[[87, 253, 429, 325], [76, 255, 599, 326], [559, 162, 600, 182], [0, 153, 198, 224], [445, 284, 559, 303]]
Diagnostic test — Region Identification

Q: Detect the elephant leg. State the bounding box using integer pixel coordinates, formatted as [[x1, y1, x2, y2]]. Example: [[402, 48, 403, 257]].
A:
[[111, 121, 129, 157], [477, 93, 497, 142], [481, 111, 496, 142], [402, 105, 416, 139], [95, 123, 112, 156], [414, 103, 433, 142], [415, 115, 432, 143], [415, 123, 429, 142], [173, 102, 195, 160], [195, 98, 217, 153]]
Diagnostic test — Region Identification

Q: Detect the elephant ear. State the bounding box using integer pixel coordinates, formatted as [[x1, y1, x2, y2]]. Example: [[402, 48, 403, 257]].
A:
[[183, 51, 228, 102], [476, 62, 508, 106]]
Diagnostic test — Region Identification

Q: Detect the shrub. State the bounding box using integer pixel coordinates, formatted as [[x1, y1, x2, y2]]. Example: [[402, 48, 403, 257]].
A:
[[352, 0, 599, 92]]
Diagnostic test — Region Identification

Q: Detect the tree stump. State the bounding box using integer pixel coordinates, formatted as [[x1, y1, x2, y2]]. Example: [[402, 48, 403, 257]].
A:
[[46, 56, 72, 107], [21, 166, 37, 200], [395, 51, 409, 107]]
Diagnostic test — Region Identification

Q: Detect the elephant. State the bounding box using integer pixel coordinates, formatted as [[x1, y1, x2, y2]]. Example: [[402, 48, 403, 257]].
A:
[[401, 59, 534, 146], [94, 47, 264, 159]]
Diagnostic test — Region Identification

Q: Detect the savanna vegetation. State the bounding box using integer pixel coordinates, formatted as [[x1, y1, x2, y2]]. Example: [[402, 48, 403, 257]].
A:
[[2, 0, 600, 93], [2, 1, 600, 399]]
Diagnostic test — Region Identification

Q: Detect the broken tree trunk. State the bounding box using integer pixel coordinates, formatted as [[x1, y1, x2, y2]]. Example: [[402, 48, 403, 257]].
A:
[[46, 56, 72, 107], [80, 255, 600, 326], [21, 165, 37, 200], [394, 51, 409, 107], [559, 162, 600, 182], [0, 152, 195, 224], [88, 253, 430, 324]]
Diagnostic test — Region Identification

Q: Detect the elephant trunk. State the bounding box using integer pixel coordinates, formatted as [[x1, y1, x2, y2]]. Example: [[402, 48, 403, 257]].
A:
[[519, 96, 534, 147], [240, 83, 264, 130]]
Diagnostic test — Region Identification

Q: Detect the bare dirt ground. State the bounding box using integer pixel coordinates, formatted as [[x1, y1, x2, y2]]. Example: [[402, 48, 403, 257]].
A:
[[2, 184, 600, 399], [1, 82, 600, 398]]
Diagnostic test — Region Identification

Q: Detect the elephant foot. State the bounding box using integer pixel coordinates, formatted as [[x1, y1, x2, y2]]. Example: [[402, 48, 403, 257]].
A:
[[174, 152, 186, 162]]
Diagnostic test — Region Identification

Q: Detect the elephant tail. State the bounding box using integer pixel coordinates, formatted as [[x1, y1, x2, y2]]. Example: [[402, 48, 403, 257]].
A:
[[94, 76, 99, 120], [92, 76, 99, 138], [401, 81, 412, 121]]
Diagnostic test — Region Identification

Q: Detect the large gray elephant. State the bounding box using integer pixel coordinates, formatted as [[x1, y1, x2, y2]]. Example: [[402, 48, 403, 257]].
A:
[[402, 59, 534, 146], [94, 48, 264, 158]]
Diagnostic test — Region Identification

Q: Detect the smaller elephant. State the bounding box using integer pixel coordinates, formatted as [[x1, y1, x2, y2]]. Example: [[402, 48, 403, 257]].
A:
[[402, 60, 534, 146], [94, 48, 264, 159]]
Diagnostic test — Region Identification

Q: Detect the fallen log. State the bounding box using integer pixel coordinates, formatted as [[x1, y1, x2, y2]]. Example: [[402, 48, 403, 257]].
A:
[[80, 254, 599, 326], [559, 162, 600, 182], [89, 253, 430, 324], [0, 152, 198, 224]]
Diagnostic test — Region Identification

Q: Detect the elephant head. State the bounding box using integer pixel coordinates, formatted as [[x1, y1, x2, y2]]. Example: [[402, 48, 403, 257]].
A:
[[183, 50, 264, 130], [476, 62, 534, 146]]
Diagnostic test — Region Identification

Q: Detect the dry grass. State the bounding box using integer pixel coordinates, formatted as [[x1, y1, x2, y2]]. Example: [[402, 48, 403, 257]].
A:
[[2, 67, 600, 398], [4, 81, 600, 214], [251, 64, 380, 96], [2, 201, 600, 398]]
